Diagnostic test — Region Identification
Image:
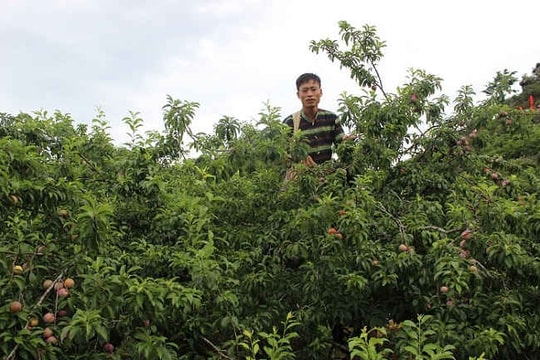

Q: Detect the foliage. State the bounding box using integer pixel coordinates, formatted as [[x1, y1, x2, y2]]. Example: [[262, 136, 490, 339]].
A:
[[1, 21, 540, 360]]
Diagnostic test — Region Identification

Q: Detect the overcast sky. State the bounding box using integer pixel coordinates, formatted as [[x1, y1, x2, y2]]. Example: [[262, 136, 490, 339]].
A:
[[2, 0, 538, 144]]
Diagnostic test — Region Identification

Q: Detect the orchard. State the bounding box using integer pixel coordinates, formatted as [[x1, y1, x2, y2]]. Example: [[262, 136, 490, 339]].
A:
[[1, 21, 540, 359]]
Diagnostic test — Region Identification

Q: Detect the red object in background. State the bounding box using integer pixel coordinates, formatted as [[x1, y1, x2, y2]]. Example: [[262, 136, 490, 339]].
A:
[[530, 95, 536, 110]]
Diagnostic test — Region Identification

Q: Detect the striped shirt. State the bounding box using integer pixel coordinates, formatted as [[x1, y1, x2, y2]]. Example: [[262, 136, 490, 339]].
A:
[[283, 109, 345, 164]]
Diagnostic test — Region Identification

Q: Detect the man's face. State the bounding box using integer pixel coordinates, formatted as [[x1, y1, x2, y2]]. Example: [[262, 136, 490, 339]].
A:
[[297, 79, 322, 110]]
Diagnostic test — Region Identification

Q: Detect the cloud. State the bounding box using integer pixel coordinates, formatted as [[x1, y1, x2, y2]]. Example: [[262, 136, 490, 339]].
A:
[[1, 0, 538, 146], [195, 0, 263, 17]]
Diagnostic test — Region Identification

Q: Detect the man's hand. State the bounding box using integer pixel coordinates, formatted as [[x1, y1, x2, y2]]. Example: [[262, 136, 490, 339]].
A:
[[302, 155, 316, 168]]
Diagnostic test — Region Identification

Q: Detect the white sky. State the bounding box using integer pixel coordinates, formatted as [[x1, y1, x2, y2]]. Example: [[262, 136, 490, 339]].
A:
[[1, 0, 538, 144]]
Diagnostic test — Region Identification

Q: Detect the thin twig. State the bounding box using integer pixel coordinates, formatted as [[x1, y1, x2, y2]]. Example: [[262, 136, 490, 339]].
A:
[[371, 61, 388, 100], [201, 336, 233, 360], [37, 272, 64, 306], [419, 226, 462, 234], [376, 202, 406, 235], [78, 153, 107, 180], [332, 341, 350, 353]]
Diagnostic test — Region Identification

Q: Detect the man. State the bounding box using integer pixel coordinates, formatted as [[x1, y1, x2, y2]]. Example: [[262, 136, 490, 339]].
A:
[[283, 73, 350, 166]]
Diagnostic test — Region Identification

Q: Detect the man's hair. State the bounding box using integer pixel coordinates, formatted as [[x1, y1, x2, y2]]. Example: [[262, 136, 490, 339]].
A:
[[296, 73, 321, 91]]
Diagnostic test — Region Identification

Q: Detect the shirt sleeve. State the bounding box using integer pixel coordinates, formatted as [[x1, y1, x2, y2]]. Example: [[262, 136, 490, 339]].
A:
[[283, 115, 294, 135], [334, 115, 345, 143], [283, 115, 293, 127]]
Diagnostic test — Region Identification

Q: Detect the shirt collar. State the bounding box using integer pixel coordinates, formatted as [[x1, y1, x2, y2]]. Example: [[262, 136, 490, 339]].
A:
[[301, 109, 318, 124]]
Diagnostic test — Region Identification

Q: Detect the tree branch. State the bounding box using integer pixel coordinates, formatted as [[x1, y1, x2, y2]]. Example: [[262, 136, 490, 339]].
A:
[[202, 336, 233, 360]]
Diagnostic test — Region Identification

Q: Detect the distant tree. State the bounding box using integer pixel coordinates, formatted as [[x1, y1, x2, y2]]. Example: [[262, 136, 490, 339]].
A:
[[161, 95, 199, 160], [482, 69, 518, 105], [214, 115, 241, 147], [507, 63, 540, 110]]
